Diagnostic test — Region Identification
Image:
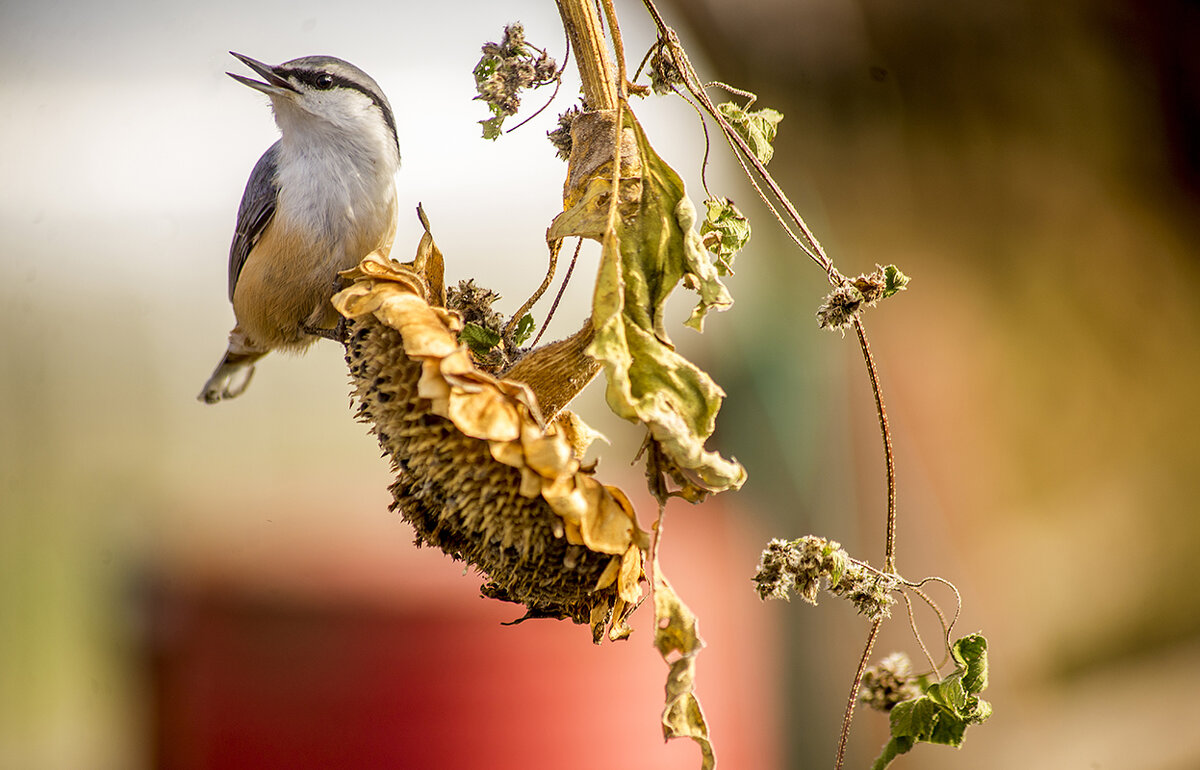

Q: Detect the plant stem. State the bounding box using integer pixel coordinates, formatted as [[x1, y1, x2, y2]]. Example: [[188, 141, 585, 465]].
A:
[[504, 238, 561, 340], [836, 619, 881, 770], [852, 317, 896, 574], [639, 0, 837, 280], [555, 0, 618, 110], [599, 0, 629, 100]]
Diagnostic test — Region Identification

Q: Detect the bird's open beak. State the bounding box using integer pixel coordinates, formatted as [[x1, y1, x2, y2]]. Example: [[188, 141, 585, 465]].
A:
[[227, 52, 299, 96]]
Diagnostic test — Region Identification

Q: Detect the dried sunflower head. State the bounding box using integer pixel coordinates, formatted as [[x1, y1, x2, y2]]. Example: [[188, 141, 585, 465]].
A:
[[333, 238, 647, 642]]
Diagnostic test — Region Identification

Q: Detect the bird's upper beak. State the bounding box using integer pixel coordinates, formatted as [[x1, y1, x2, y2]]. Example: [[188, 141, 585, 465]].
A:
[[227, 52, 299, 97]]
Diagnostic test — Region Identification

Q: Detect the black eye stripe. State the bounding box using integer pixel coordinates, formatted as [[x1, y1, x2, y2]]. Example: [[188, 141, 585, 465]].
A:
[[276, 67, 399, 153]]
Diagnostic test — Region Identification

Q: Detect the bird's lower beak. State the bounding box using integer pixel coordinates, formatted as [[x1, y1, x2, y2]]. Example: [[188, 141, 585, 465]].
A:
[[227, 52, 299, 96]]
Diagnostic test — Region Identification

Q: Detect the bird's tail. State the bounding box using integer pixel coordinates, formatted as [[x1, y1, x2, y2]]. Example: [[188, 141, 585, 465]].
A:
[[198, 344, 265, 404]]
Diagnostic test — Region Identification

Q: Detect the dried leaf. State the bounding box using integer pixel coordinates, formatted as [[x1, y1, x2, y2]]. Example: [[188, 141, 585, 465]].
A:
[[715, 102, 783, 165], [548, 109, 745, 501], [654, 569, 715, 770], [699, 197, 750, 275]]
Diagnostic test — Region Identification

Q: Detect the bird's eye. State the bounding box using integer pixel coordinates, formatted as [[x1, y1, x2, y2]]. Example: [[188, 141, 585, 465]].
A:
[[316, 73, 335, 89]]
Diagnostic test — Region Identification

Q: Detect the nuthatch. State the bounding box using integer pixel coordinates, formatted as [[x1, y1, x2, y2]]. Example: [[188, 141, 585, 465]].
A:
[[199, 52, 400, 403]]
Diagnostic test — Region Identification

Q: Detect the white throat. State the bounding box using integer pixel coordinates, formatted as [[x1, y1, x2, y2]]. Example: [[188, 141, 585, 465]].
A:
[[271, 96, 399, 255]]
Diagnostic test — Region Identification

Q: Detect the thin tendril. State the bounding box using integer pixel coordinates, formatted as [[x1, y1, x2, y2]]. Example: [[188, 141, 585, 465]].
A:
[[899, 590, 938, 675], [667, 85, 715, 199], [906, 576, 963, 656], [631, 40, 656, 83], [505, 76, 564, 133], [907, 585, 952, 671], [505, 238, 561, 340], [530, 237, 584, 348], [702, 80, 757, 108]]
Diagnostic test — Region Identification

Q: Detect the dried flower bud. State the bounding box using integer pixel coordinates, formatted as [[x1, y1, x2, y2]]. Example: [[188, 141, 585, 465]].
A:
[[830, 566, 897, 621], [816, 264, 910, 330], [548, 105, 581, 161], [816, 285, 865, 330], [754, 536, 895, 620], [860, 652, 920, 711], [473, 23, 559, 139], [648, 44, 683, 95], [753, 536, 848, 605]]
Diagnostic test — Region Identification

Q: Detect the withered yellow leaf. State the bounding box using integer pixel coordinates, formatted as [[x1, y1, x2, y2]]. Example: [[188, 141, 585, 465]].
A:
[[548, 108, 745, 500], [654, 569, 715, 770]]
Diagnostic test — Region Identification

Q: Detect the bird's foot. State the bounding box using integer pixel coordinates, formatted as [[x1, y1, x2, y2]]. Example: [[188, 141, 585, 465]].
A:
[[302, 318, 348, 344]]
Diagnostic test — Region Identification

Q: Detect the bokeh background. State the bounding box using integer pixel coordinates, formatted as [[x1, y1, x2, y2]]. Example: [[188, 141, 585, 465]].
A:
[[3, 0, 1199, 767]]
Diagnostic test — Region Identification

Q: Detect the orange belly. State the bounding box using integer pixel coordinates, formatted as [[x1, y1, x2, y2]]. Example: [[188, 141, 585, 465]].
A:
[[232, 211, 396, 352]]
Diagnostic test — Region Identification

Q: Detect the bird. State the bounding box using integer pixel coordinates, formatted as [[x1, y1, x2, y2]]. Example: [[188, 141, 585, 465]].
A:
[[198, 52, 401, 403]]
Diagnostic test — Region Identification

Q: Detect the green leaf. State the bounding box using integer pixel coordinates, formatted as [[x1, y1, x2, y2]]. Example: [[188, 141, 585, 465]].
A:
[[716, 103, 784, 165], [480, 115, 504, 141], [472, 56, 497, 89], [547, 109, 744, 499], [882, 264, 910, 298], [871, 634, 992, 769], [699, 198, 751, 275], [460, 322, 501, 354], [953, 632, 989, 696], [512, 313, 535, 346]]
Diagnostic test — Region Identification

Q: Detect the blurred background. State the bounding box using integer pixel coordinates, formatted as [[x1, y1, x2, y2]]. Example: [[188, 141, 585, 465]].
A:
[[3, 0, 1198, 767]]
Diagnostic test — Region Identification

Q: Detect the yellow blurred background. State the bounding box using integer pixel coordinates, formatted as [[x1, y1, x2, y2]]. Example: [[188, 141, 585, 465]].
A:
[[3, 0, 1198, 767]]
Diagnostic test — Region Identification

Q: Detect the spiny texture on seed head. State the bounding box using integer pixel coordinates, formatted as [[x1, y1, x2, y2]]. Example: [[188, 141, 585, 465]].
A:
[[334, 249, 644, 641], [346, 317, 618, 626]]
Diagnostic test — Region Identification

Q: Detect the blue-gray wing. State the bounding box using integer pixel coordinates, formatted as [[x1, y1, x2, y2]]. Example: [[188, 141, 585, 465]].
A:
[[227, 141, 281, 301]]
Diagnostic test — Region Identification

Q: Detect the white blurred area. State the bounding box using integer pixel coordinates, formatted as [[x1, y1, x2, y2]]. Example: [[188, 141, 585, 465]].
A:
[[0, 1, 734, 767]]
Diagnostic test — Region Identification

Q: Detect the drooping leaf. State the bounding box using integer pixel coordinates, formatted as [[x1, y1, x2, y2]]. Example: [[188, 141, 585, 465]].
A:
[[654, 567, 714, 770], [955, 633, 989, 696], [872, 634, 992, 769], [699, 197, 751, 275], [715, 102, 784, 165], [547, 109, 745, 500]]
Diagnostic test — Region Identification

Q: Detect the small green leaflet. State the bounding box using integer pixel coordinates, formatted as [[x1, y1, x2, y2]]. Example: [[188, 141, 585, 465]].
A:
[[460, 322, 501, 355], [699, 198, 751, 275], [882, 265, 910, 298], [479, 116, 505, 141], [872, 634, 992, 769], [472, 57, 506, 140], [716, 103, 784, 165], [512, 313, 535, 346]]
